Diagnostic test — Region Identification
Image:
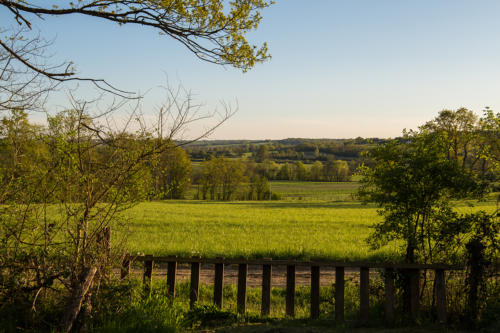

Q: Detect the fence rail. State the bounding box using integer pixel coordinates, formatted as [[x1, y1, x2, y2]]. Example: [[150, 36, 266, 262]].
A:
[[122, 254, 464, 324]]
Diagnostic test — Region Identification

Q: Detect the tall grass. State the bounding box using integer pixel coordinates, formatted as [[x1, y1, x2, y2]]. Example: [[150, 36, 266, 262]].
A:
[[117, 180, 498, 262], [119, 200, 399, 261]]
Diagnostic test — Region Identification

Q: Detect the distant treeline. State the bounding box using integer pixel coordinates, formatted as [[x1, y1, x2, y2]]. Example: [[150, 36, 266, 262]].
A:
[[146, 142, 358, 201], [190, 157, 352, 201], [0, 112, 360, 203], [141, 138, 367, 201], [184, 137, 385, 163]]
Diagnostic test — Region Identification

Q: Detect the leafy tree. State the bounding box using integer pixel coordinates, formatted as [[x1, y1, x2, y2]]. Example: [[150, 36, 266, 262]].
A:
[[423, 107, 500, 181], [423, 108, 479, 170], [323, 159, 350, 182], [309, 160, 323, 181], [248, 175, 271, 200], [357, 128, 484, 315], [295, 161, 308, 181], [358, 130, 482, 264], [278, 162, 292, 180], [314, 145, 320, 159], [254, 144, 269, 162], [0, 0, 272, 98], [257, 159, 280, 180], [0, 109, 46, 203], [0, 92, 226, 331], [477, 107, 500, 179], [199, 157, 246, 200], [1, 108, 153, 331], [358, 109, 499, 319], [151, 144, 192, 199]]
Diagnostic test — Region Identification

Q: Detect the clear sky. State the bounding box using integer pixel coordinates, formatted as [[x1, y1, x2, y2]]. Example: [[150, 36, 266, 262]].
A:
[[3, 1, 500, 139]]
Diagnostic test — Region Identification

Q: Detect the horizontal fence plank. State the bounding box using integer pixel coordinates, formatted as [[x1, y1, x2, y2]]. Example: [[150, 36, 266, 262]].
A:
[[128, 255, 465, 270]]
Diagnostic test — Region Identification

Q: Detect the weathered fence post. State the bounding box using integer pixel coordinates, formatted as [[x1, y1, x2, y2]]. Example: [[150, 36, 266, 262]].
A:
[[360, 266, 370, 324], [190, 261, 200, 308], [237, 263, 248, 314], [385, 268, 395, 325], [310, 265, 320, 319], [435, 269, 447, 324], [98, 227, 112, 279], [409, 269, 420, 319], [167, 261, 177, 297], [335, 266, 345, 323], [286, 264, 296, 317], [214, 261, 224, 308], [128, 256, 458, 325], [143, 255, 153, 297], [60, 266, 97, 333], [120, 255, 130, 279], [261, 262, 272, 316]]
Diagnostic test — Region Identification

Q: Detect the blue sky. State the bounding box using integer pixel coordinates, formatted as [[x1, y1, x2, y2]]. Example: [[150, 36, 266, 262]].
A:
[[3, 1, 500, 139]]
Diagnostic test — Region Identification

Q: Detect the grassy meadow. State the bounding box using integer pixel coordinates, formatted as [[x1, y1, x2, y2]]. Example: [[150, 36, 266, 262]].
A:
[[118, 181, 498, 262]]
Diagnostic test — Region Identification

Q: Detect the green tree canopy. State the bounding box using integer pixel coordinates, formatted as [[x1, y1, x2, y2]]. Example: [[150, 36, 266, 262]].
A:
[[0, 0, 272, 73], [0, 0, 273, 103], [358, 129, 482, 264]]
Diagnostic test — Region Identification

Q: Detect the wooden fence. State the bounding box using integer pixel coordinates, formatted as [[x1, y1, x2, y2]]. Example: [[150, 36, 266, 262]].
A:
[[121, 255, 464, 324]]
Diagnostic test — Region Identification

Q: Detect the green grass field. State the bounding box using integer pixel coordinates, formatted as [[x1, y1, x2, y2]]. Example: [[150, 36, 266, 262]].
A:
[[118, 181, 498, 262], [269, 181, 360, 201]]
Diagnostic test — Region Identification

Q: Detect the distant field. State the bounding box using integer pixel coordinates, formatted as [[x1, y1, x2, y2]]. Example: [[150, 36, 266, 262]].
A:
[[186, 180, 361, 201], [269, 181, 360, 201], [118, 180, 498, 261]]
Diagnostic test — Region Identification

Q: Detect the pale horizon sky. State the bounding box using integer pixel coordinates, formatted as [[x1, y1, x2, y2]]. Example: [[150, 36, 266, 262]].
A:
[[2, 1, 500, 139]]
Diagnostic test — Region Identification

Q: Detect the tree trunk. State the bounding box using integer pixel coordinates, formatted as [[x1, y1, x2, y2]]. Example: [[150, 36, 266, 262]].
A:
[[80, 289, 93, 332], [60, 266, 97, 333]]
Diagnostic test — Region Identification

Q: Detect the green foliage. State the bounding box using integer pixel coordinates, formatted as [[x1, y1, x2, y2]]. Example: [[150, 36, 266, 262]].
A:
[[187, 138, 377, 165], [358, 129, 483, 264], [182, 304, 237, 329], [323, 159, 350, 182], [150, 144, 192, 199], [198, 156, 247, 200], [254, 144, 269, 162], [358, 108, 499, 267], [480, 287, 500, 333], [1, 0, 273, 73], [358, 108, 499, 324], [248, 175, 272, 200], [93, 282, 183, 332], [309, 161, 324, 181], [295, 161, 308, 181], [437, 211, 500, 324], [0, 108, 193, 331], [478, 107, 500, 177], [278, 162, 292, 180], [0, 109, 47, 204]]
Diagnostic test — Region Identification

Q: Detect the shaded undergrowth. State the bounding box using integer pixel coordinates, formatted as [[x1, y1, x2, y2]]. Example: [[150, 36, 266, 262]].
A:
[[86, 272, 500, 332]]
